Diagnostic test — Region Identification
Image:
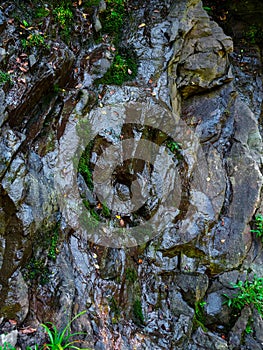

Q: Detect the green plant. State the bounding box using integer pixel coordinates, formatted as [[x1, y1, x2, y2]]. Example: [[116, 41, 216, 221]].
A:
[[1, 312, 91, 350], [102, 202, 111, 218], [251, 214, 263, 241], [22, 19, 30, 27], [23, 258, 50, 285], [245, 322, 253, 334], [0, 71, 11, 85], [83, 0, 100, 8], [166, 140, 181, 153], [109, 297, 121, 324], [100, 0, 125, 36], [133, 298, 144, 325], [22, 33, 46, 49], [78, 141, 94, 191], [125, 267, 137, 283], [35, 7, 50, 18], [48, 224, 59, 260], [53, 4, 73, 27], [96, 52, 137, 86], [203, 6, 212, 13], [193, 300, 207, 331], [223, 275, 263, 316], [0, 344, 17, 350], [41, 311, 90, 349], [245, 25, 263, 44]]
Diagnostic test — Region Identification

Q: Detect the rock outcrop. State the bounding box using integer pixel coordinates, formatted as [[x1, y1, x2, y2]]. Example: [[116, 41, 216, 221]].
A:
[[0, 0, 263, 349]]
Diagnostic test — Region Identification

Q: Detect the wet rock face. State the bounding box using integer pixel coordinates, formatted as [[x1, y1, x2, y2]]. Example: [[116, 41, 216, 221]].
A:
[[169, 0, 233, 99], [0, 0, 263, 349]]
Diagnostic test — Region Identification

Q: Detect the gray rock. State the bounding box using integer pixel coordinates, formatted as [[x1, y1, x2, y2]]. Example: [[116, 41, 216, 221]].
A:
[[193, 327, 228, 349], [169, 1, 233, 98], [229, 306, 252, 349], [0, 330, 18, 347], [0, 11, 6, 34], [94, 16, 102, 32], [28, 54, 37, 68], [0, 48, 6, 62], [253, 309, 263, 343], [77, 173, 96, 205], [175, 273, 209, 304]]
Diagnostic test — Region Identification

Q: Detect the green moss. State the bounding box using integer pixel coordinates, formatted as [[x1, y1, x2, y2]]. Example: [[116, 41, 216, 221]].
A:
[[95, 52, 137, 86], [78, 141, 94, 191], [47, 223, 60, 260], [23, 258, 50, 285], [125, 267, 137, 283], [109, 296, 121, 324], [100, 0, 125, 36], [53, 3, 73, 27], [35, 7, 50, 18], [133, 298, 144, 326], [245, 25, 263, 44], [22, 222, 60, 284], [83, 200, 100, 222], [83, 0, 101, 9], [102, 202, 111, 218]]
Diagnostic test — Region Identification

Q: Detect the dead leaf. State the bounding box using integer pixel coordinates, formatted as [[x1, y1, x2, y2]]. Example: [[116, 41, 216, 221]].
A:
[[19, 66, 28, 72], [9, 319, 17, 325], [19, 327, 37, 334], [138, 23, 146, 28], [75, 83, 82, 89], [148, 79, 153, 84]]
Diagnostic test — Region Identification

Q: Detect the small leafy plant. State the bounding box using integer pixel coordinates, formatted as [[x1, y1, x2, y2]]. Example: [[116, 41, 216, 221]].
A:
[[166, 140, 181, 153], [251, 214, 263, 242], [193, 300, 207, 331], [0, 71, 11, 85], [0, 311, 90, 350], [41, 310, 89, 349], [21, 33, 46, 49], [223, 275, 263, 316]]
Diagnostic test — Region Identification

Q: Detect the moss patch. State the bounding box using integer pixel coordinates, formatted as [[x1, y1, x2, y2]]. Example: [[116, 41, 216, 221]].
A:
[[95, 51, 137, 86]]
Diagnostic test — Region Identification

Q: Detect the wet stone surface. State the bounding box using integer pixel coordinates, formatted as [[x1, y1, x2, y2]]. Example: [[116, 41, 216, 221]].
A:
[[0, 0, 263, 349]]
